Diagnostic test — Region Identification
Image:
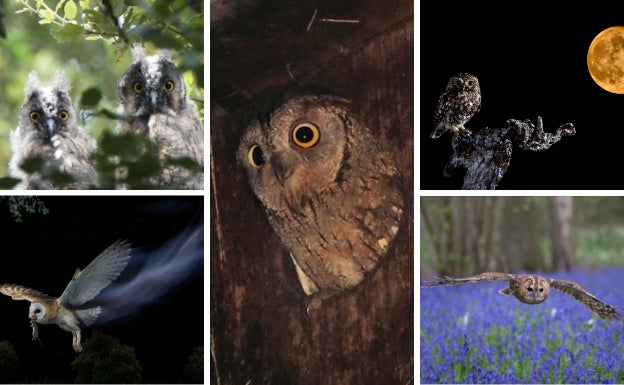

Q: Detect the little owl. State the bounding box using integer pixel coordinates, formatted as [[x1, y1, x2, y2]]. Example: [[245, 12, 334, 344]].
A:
[[431, 73, 481, 139]]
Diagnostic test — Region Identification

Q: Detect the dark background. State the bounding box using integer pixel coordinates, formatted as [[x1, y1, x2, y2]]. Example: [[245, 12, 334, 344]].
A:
[[420, 2, 624, 190], [0, 195, 203, 383]]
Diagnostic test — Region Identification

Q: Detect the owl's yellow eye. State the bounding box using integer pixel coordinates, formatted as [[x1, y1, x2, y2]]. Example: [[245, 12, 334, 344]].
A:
[[58, 110, 69, 121], [292, 123, 320, 148], [247, 144, 265, 168], [163, 80, 175, 91], [29, 111, 41, 122], [133, 82, 144, 94]]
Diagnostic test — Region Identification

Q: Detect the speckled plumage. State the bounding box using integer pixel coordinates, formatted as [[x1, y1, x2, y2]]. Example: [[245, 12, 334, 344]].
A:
[[116, 47, 204, 189], [431, 73, 481, 139], [9, 71, 97, 189], [238, 94, 404, 301]]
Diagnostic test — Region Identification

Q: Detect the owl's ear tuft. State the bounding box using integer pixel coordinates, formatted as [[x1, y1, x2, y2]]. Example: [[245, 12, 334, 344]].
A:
[[52, 72, 72, 94], [130, 43, 146, 61], [155, 49, 174, 62], [24, 71, 42, 97]]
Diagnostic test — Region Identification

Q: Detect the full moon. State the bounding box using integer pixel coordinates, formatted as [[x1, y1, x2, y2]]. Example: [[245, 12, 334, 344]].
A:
[[587, 26, 624, 94]]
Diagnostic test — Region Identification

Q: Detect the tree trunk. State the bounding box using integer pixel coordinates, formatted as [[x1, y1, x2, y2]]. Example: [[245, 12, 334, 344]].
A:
[[549, 196, 574, 271]]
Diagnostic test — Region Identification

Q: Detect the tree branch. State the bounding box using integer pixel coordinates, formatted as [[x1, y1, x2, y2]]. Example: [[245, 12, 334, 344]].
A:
[[442, 117, 576, 189]]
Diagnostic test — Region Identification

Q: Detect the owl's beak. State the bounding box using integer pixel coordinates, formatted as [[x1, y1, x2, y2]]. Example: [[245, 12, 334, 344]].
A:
[[150, 90, 159, 110], [46, 119, 57, 137], [271, 153, 296, 186]]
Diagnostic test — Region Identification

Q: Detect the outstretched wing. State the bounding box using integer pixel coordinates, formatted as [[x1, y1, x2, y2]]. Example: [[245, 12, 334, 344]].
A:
[[58, 240, 131, 307], [421, 272, 514, 288], [0, 283, 54, 302], [550, 279, 623, 322]]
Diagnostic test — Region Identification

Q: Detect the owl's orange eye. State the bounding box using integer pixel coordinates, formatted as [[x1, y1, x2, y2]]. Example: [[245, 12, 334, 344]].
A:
[[133, 82, 144, 94], [292, 123, 320, 148], [58, 110, 69, 121], [163, 80, 175, 91], [29, 111, 41, 122], [247, 144, 265, 168]]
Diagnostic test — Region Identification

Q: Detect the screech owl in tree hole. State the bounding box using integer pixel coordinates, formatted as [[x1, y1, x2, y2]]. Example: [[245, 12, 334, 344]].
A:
[[238, 94, 404, 307]]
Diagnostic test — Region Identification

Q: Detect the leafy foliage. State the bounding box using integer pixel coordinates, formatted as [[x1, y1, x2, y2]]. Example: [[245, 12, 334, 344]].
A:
[[183, 346, 204, 384], [71, 329, 142, 384], [0, 340, 18, 383], [1, 0, 204, 188], [0, 196, 49, 222]]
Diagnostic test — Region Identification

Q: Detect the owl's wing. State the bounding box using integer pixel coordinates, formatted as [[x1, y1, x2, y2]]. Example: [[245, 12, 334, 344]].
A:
[[550, 278, 624, 322], [0, 283, 54, 302], [58, 240, 131, 307], [421, 272, 514, 288]]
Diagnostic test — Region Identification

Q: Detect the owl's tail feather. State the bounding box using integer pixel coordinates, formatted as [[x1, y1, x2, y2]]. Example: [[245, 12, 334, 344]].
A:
[[75, 307, 102, 327]]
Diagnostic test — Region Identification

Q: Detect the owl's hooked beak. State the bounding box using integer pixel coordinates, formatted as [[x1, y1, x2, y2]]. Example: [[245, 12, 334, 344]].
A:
[[150, 90, 159, 110], [271, 153, 297, 186], [46, 118, 57, 137]]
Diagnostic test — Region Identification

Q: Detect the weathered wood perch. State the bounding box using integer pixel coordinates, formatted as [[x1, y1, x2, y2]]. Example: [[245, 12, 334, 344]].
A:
[[442, 117, 576, 189]]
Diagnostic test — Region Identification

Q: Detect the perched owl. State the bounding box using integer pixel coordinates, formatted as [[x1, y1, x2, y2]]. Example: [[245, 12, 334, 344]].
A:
[[0, 240, 131, 352], [422, 272, 624, 322], [116, 46, 204, 189], [431, 73, 481, 139], [238, 94, 404, 304], [9, 71, 97, 189]]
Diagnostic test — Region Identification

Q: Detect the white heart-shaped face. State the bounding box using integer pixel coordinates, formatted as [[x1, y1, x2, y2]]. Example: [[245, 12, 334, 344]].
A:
[[29, 302, 46, 321]]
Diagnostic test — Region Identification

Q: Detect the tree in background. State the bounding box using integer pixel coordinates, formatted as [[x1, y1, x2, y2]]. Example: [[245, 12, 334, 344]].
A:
[[0, 0, 203, 189], [183, 346, 203, 384], [421, 197, 578, 277], [0, 340, 19, 383], [70, 329, 142, 384]]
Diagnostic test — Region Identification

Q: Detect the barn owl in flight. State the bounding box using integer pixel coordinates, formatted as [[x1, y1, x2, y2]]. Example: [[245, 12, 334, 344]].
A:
[[422, 272, 623, 322], [0, 240, 131, 352]]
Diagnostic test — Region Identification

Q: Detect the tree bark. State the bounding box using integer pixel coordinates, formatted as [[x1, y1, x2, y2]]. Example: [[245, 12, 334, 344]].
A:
[[549, 196, 575, 271]]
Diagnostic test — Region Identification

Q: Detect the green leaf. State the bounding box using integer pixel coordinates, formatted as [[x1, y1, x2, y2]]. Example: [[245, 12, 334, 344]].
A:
[[64, 0, 78, 20], [50, 23, 83, 42], [80, 87, 103, 108], [20, 156, 45, 173]]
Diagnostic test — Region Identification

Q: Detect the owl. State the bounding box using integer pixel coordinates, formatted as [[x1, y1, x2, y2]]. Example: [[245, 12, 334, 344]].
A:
[[237, 94, 404, 305], [422, 272, 624, 322], [430, 73, 481, 139], [9, 71, 97, 189], [0, 240, 131, 352], [116, 46, 204, 189]]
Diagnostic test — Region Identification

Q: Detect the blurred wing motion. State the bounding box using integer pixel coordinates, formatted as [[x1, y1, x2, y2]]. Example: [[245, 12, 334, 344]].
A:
[[421, 272, 514, 288], [550, 278, 624, 322], [58, 240, 132, 307]]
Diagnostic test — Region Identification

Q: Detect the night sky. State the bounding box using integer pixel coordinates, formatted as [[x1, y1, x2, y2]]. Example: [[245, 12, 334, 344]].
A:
[[0, 195, 203, 383], [420, 3, 624, 190]]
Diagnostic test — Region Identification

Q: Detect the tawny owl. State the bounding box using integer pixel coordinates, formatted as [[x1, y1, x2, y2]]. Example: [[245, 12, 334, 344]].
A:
[[430, 73, 481, 139], [422, 272, 623, 322], [0, 240, 131, 352], [237, 94, 404, 305], [9, 71, 97, 189], [116, 46, 204, 189]]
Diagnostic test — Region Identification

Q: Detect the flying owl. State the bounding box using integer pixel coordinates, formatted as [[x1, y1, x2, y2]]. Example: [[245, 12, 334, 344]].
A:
[[116, 46, 204, 189], [9, 71, 97, 189], [237, 94, 404, 305], [421, 272, 624, 322], [431, 73, 481, 139], [0, 240, 131, 352]]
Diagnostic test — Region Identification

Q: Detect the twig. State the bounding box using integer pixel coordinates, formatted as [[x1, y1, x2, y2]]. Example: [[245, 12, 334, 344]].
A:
[[306, 8, 318, 31], [319, 18, 360, 24], [286, 63, 294, 79]]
